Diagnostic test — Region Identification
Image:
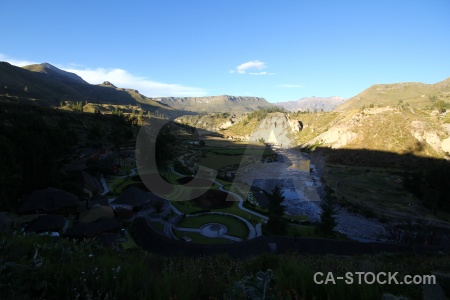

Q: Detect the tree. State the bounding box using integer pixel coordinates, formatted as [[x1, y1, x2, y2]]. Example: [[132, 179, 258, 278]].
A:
[[265, 185, 287, 234], [87, 122, 103, 147], [437, 100, 446, 112], [316, 196, 337, 236], [266, 185, 285, 216]]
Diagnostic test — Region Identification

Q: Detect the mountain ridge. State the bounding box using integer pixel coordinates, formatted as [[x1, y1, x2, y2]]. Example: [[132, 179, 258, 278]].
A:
[[23, 63, 87, 84], [154, 94, 273, 113], [276, 96, 346, 112], [0, 61, 274, 114], [336, 77, 450, 111]]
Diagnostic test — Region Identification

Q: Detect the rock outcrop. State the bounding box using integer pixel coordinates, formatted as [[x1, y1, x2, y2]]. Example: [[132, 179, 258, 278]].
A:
[[247, 113, 302, 147]]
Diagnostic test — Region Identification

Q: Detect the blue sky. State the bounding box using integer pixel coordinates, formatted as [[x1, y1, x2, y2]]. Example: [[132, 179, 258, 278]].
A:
[[1, 1, 449, 102]]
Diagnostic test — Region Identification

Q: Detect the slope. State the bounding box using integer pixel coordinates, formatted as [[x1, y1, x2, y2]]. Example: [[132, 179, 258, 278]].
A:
[[277, 96, 346, 112], [23, 63, 87, 84], [0, 61, 170, 112], [336, 77, 450, 111], [295, 107, 450, 160]]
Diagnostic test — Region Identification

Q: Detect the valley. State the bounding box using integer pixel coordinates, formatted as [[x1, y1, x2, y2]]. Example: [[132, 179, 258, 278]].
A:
[[1, 61, 450, 299]]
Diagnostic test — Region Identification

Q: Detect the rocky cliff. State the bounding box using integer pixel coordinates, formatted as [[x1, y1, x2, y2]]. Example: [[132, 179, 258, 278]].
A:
[[154, 95, 273, 113], [224, 112, 303, 147]]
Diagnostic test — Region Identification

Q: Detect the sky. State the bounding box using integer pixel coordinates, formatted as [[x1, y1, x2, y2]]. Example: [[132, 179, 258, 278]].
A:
[[1, 1, 449, 103]]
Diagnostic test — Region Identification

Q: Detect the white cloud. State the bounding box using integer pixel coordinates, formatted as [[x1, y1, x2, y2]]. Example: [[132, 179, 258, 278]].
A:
[[231, 60, 273, 75], [277, 84, 303, 88], [0, 53, 38, 67], [249, 72, 275, 76], [0, 53, 208, 97], [63, 67, 208, 97]]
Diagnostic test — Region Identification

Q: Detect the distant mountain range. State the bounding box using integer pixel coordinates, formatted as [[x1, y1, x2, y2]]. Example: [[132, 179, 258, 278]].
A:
[[276, 96, 346, 112], [1, 61, 450, 115], [154, 95, 272, 113], [0, 62, 273, 114]]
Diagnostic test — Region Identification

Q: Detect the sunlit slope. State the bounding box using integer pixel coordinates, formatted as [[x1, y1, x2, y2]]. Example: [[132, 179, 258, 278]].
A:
[[336, 78, 450, 111], [296, 107, 450, 158]]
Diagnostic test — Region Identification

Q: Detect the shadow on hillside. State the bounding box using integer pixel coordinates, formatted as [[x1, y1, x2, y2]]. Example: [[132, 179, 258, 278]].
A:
[[304, 146, 450, 170]]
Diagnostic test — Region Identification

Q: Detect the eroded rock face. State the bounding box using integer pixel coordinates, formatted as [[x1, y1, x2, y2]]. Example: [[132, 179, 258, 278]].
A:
[[410, 120, 450, 154], [306, 126, 357, 149], [248, 113, 302, 147], [441, 137, 450, 153], [289, 119, 303, 132]]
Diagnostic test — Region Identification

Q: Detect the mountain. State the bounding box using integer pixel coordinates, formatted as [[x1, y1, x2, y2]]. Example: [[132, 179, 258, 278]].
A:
[[336, 78, 450, 111], [0, 61, 273, 115], [154, 95, 273, 113], [276, 96, 346, 112], [0, 61, 168, 110], [23, 63, 87, 84]]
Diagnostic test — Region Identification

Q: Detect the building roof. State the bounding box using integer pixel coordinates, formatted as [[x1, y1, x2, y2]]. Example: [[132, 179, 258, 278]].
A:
[[112, 186, 150, 208], [73, 171, 102, 193], [79, 206, 115, 223], [64, 217, 120, 239], [25, 215, 66, 233], [62, 160, 88, 172], [18, 187, 79, 214]]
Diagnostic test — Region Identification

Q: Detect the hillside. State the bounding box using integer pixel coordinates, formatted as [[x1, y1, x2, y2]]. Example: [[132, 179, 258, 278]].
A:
[[154, 95, 273, 113], [336, 77, 450, 111], [295, 107, 450, 160], [0, 61, 170, 113], [277, 96, 346, 112], [1, 61, 276, 116], [23, 63, 87, 84], [217, 105, 450, 163]]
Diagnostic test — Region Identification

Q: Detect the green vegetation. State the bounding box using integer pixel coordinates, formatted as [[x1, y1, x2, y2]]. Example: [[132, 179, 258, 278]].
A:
[[173, 230, 232, 244], [198, 140, 275, 170], [107, 176, 139, 197], [0, 62, 168, 112], [1, 230, 449, 299], [177, 214, 249, 239], [0, 104, 78, 209], [264, 185, 288, 235], [246, 107, 286, 121], [316, 195, 337, 237], [403, 166, 450, 216], [324, 164, 450, 224]]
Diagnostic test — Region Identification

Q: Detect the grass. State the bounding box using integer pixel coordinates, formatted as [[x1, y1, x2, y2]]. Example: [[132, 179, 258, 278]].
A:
[[172, 231, 232, 244], [199, 153, 244, 170], [169, 201, 202, 214], [336, 78, 450, 111], [284, 214, 309, 222], [177, 214, 249, 239], [324, 164, 445, 222], [119, 235, 138, 249], [107, 176, 138, 196], [148, 221, 165, 232], [2, 230, 450, 299], [224, 116, 263, 136]]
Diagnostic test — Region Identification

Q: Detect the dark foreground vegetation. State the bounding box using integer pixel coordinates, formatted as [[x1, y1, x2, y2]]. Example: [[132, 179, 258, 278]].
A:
[[1, 230, 450, 300]]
